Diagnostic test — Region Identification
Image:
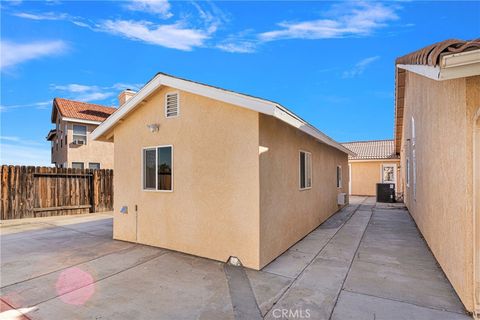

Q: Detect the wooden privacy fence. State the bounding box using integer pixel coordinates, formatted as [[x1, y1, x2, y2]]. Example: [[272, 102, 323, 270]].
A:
[[1, 166, 113, 220]]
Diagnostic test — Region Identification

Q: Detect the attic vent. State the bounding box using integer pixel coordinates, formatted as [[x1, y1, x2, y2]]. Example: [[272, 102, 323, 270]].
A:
[[165, 92, 179, 118]]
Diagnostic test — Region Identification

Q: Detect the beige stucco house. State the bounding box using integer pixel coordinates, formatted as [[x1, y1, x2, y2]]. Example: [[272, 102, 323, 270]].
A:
[[342, 140, 400, 196], [91, 73, 353, 270], [47, 98, 116, 169], [394, 39, 480, 316]]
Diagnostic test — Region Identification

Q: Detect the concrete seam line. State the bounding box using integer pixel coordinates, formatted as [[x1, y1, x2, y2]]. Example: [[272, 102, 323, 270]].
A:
[[342, 289, 469, 316], [258, 270, 295, 280], [262, 197, 368, 317], [0, 244, 141, 289], [27, 251, 169, 307], [327, 203, 375, 320], [224, 264, 263, 320]]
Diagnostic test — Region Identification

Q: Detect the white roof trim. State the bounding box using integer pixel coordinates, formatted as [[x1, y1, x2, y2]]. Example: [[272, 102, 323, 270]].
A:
[[397, 50, 480, 81], [397, 64, 441, 80], [61, 117, 102, 125], [91, 73, 354, 155], [441, 49, 480, 68]]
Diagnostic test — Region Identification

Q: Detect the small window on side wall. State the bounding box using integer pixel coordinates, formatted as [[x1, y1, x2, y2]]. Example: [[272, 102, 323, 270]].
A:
[[89, 163, 100, 170], [299, 151, 312, 190], [72, 162, 84, 169], [143, 146, 173, 191], [337, 165, 342, 188], [165, 92, 179, 118]]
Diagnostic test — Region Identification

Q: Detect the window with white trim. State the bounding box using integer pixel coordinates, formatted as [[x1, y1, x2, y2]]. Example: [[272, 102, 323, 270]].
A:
[[336, 165, 342, 188], [143, 146, 173, 191], [73, 125, 87, 145], [299, 151, 312, 189], [406, 157, 410, 187], [165, 92, 179, 118]]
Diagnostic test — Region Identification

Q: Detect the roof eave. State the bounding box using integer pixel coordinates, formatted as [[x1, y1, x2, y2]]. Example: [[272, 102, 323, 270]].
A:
[[397, 49, 480, 81], [91, 73, 351, 155]]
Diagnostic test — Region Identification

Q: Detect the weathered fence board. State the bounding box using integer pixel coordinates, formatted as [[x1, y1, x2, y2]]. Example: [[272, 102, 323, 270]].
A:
[[0, 166, 113, 220]]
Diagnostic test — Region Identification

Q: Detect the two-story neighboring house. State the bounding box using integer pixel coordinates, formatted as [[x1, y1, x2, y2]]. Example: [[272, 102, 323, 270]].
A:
[[46, 97, 118, 169]]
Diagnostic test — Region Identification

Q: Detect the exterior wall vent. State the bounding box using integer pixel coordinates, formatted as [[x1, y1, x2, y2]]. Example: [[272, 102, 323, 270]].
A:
[[165, 92, 179, 118]]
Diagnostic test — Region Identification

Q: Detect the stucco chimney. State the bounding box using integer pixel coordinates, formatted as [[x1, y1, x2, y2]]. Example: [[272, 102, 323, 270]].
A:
[[118, 89, 136, 106]]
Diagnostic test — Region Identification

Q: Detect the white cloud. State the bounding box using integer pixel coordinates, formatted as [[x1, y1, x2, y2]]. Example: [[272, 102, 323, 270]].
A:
[[1, 142, 51, 166], [52, 83, 113, 103], [13, 12, 68, 20], [0, 100, 51, 112], [0, 136, 50, 166], [0, 136, 20, 142], [216, 41, 256, 53], [126, 0, 172, 19], [259, 2, 399, 41], [98, 20, 209, 51], [110, 83, 143, 91], [50, 82, 142, 104], [51, 84, 99, 93], [342, 56, 380, 78], [1, 40, 68, 69], [75, 91, 115, 102]]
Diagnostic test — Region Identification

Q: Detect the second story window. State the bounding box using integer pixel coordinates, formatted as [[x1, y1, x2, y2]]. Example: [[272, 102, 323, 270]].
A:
[[73, 125, 87, 145]]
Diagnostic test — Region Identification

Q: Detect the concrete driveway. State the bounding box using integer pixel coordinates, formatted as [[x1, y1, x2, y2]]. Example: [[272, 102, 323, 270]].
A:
[[0, 197, 470, 320]]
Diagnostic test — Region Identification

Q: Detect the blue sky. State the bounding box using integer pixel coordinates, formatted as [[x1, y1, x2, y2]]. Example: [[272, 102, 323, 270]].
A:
[[1, 1, 479, 165]]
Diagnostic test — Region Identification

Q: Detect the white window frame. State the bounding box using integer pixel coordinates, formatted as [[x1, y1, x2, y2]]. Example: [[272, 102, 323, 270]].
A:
[[406, 157, 410, 188], [165, 91, 180, 119], [142, 145, 174, 192], [73, 124, 87, 145], [412, 149, 417, 200], [336, 165, 342, 188], [299, 150, 312, 190]]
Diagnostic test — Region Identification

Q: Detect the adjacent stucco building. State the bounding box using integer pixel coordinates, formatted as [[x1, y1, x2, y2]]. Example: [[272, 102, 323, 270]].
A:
[[394, 39, 480, 316], [342, 140, 400, 196], [47, 98, 116, 169], [92, 73, 352, 270]]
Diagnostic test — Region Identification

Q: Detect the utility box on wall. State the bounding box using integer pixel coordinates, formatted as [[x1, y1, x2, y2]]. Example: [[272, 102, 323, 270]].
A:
[[337, 193, 347, 205], [376, 183, 395, 203]]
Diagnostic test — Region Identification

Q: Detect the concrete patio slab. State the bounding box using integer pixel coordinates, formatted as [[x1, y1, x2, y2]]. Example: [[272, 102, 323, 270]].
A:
[[343, 208, 466, 314], [264, 202, 373, 320], [332, 291, 469, 320], [1, 245, 165, 308], [28, 252, 234, 320], [0, 197, 470, 320]]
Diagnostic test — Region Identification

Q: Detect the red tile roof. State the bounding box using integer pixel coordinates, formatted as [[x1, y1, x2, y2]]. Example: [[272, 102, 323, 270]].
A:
[[396, 38, 480, 67], [53, 98, 116, 123], [342, 140, 399, 160]]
